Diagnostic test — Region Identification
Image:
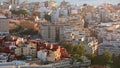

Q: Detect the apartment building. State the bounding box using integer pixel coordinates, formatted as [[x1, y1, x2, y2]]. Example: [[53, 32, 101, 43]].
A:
[[0, 14, 9, 36], [98, 41, 120, 56]]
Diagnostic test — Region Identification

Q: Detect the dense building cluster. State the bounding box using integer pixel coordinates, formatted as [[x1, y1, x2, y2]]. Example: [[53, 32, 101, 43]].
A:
[[0, 0, 120, 68]]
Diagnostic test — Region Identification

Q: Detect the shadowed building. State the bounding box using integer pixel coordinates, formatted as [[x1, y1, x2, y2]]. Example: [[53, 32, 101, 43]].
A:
[[9, 0, 19, 5], [0, 14, 9, 36]]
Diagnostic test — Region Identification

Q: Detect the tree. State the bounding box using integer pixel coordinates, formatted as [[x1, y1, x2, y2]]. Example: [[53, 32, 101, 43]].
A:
[[86, 53, 95, 60], [61, 42, 74, 54], [112, 55, 120, 68], [44, 13, 51, 22], [19, 28, 38, 35], [86, 53, 96, 65], [73, 54, 80, 59], [102, 51, 113, 65], [11, 9, 28, 15], [18, 9, 28, 15], [73, 44, 86, 57], [9, 26, 22, 34], [92, 55, 104, 65], [92, 51, 112, 66], [60, 41, 86, 60]]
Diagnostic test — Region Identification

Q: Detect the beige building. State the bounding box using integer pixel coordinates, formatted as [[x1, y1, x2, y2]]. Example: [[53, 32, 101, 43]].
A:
[[15, 46, 37, 57], [40, 23, 69, 42], [15, 48, 22, 56], [40, 21, 86, 43], [29, 48, 37, 57], [23, 47, 29, 56], [22, 46, 37, 57], [0, 14, 9, 36]]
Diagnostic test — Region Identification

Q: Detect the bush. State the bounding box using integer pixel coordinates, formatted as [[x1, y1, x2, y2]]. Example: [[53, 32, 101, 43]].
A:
[[19, 28, 38, 35], [11, 9, 28, 15], [44, 13, 51, 22]]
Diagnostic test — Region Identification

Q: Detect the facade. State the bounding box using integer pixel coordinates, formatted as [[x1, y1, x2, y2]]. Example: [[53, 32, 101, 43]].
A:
[[15, 45, 37, 57], [63, 26, 86, 43], [0, 53, 8, 63], [59, 8, 68, 17], [37, 50, 47, 62], [98, 41, 120, 56], [40, 23, 69, 42], [86, 37, 98, 54], [96, 22, 120, 43], [23, 47, 29, 56], [46, 50, 56, 62], [29, 48, 37, 57], [0, 14, 9, 36], [9, 0, 19, 5], [51, 8, 59, 22], [15, 48, 22, 56], [40, 20, 86, 43]]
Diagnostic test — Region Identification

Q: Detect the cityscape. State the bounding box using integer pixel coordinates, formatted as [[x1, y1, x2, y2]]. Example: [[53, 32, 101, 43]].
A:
[[0, 0, 120, 68]]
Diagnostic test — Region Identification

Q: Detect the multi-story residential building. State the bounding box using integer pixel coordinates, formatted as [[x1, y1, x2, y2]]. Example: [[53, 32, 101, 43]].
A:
[[0, 14, 9, 36], [96, 22, 120, 42], [51, 8, 59, 22], [40, 23, 57, 42], [98, 41, 120, 56], [59, 8, 68, 17], [40, 23, 70, 42], [86, 37, 98, 54], [63, 27, 86, 43], [15, 48, 22, 56], [15, 46, 37, 58], [9, 0, 19, 6], [60, 0, 70, 8]]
